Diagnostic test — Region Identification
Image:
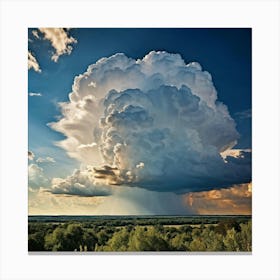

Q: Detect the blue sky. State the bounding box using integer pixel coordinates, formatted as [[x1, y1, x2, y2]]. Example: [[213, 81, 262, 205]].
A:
[[28, 28, 252, 215]]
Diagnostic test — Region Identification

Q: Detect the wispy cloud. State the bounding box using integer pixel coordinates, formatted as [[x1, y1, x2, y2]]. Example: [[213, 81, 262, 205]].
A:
[[235, 109, 252, 119], [28, 51, 41, 72], [29, 92, 42, 97]]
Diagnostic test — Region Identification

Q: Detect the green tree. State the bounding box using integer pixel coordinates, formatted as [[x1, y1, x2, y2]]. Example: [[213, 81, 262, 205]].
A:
[[44, 223, 84, 251], [201, 228, 224, 251], [237, 221, 252, 251], [128, 226, 170, 251], [223, 228, 239, 251], [189, 237, 207, 251], [215, 219, 241, 235], [28, 232, 45, 251], [107, 228, 130, 251], [82, 230, 98, 251], [97, 229, 110, 246], [170, 233, 190, 251]]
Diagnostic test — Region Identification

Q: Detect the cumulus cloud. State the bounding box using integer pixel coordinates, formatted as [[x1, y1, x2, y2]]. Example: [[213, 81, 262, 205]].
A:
[[184, 182, 252, 214], [36, 156, 56, 163], [47, 168, 112, 197], [28, 51, 41, 72], [29, 92, 42, 97], [28, 164, 50, 189], [28, 151, 35, 161], [50, 51, 251, 194], [38, 28, 77, 62]]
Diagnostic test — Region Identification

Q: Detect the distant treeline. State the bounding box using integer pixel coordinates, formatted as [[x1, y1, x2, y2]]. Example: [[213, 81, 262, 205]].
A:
[[28, 215, 251, 227], [28, 216, 252, 252]]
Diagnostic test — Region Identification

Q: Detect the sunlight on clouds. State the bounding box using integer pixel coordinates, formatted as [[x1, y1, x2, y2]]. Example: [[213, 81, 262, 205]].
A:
[[184, 183, 252, 215], [220, 148, 252, 162], [48, 168, 112, 197], [38, 28, 77, 62], [50, 51, 251, 193], [28, 50, 251, 215], [28, 51, 41, 72]]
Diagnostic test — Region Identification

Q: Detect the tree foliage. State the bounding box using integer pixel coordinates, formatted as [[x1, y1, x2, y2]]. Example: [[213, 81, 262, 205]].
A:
[[28, 217, 252, 252]]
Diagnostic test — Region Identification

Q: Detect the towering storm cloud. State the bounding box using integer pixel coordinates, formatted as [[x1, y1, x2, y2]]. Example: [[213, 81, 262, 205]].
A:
[[50, 51, 251, 194]]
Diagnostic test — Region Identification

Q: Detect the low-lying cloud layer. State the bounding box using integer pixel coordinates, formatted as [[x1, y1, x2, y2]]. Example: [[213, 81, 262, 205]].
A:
[[49, 51, 251, 195]]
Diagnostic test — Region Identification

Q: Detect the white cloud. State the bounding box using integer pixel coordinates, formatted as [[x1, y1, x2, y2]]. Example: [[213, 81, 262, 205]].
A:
[[38, 28, 77, 62], [48, 168, 112, 197], [36, 156, 56, 163], [28, 51, 41, 72], [29, 92, 42, 97], [28, 164, 50, 189], [50, 51, 251, 193]]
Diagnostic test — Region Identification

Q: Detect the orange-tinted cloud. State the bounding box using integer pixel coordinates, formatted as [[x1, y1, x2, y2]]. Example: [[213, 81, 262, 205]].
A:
[[183, 182, 252, 215]]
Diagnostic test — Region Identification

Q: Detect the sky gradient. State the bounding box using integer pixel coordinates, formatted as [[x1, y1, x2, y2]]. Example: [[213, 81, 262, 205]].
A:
[[28, 28, 252, 215]]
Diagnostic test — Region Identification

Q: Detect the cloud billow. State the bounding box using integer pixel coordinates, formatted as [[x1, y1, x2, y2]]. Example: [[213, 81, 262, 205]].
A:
[[50, 51, 251, 194], [49, 168, 112, 197]]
